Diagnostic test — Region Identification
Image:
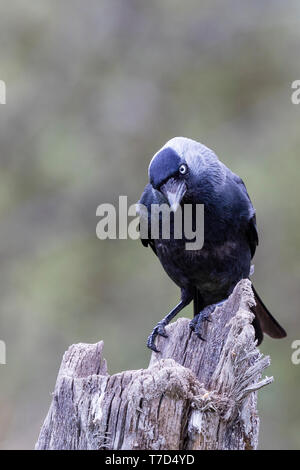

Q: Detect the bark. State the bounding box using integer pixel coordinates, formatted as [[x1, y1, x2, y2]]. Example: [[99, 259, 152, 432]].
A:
[[36, 279, 272, 450]]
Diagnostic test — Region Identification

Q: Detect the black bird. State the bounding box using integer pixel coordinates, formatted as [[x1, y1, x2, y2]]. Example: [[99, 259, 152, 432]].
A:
[[138, 137, 286, 352]]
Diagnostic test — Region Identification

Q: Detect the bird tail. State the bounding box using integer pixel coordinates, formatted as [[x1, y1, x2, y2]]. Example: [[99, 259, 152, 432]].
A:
[[251, 284, 287, 345]]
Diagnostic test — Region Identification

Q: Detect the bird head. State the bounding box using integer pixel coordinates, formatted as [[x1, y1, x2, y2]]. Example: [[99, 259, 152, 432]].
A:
[[148, 137, 223, 211]]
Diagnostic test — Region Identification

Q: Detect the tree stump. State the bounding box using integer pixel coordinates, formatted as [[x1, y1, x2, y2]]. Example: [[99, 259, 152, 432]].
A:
[[35, 279, 273, 450]]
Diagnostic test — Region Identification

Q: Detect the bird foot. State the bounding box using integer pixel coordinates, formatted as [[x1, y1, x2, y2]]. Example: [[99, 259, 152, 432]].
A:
[[147, 322, 168, 352], [189, 304, 216, 339]]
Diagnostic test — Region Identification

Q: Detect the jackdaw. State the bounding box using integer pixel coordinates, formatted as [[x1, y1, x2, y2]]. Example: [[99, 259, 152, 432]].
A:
[[138, 137, 286, 352]]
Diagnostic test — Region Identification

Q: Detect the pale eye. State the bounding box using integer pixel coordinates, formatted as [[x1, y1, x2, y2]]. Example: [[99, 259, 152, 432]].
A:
[[179, 163, 188, 175]]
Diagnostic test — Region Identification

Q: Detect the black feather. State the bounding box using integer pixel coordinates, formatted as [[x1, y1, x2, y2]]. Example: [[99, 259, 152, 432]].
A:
[[138, 137, 286, 346]]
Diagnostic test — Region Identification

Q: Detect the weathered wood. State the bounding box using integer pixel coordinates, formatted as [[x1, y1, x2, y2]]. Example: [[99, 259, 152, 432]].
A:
[[36, 279, 272, 450]]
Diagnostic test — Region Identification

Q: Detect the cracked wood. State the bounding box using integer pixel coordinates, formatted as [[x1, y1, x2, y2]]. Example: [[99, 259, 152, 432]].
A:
[[36, 279, 272, 450]]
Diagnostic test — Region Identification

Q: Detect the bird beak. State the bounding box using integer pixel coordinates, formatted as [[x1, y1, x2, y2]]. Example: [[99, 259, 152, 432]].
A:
[[160, 178, 187, 212]]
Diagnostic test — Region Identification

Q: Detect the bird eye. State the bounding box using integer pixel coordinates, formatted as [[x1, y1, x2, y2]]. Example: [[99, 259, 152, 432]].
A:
[[179, 164, 188, 175]]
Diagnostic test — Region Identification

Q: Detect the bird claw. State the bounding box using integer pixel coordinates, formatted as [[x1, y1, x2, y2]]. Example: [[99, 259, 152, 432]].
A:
[[147, 322, 168, 352], [189, 305, 215, 340]]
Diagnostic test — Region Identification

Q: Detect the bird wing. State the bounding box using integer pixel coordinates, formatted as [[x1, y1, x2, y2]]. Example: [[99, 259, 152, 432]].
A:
[[232, 175, 286, 341], [233, 174, 259, 258], [247, 213, 259, 259]]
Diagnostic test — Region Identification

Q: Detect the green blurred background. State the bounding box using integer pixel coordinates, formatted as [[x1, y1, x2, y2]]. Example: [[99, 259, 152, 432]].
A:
[[0, 0, 299, 449]]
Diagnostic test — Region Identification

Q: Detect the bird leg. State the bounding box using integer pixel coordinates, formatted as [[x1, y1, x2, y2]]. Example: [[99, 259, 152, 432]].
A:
[[189, 299, 226, 340], [147, 293, 192, 352]]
